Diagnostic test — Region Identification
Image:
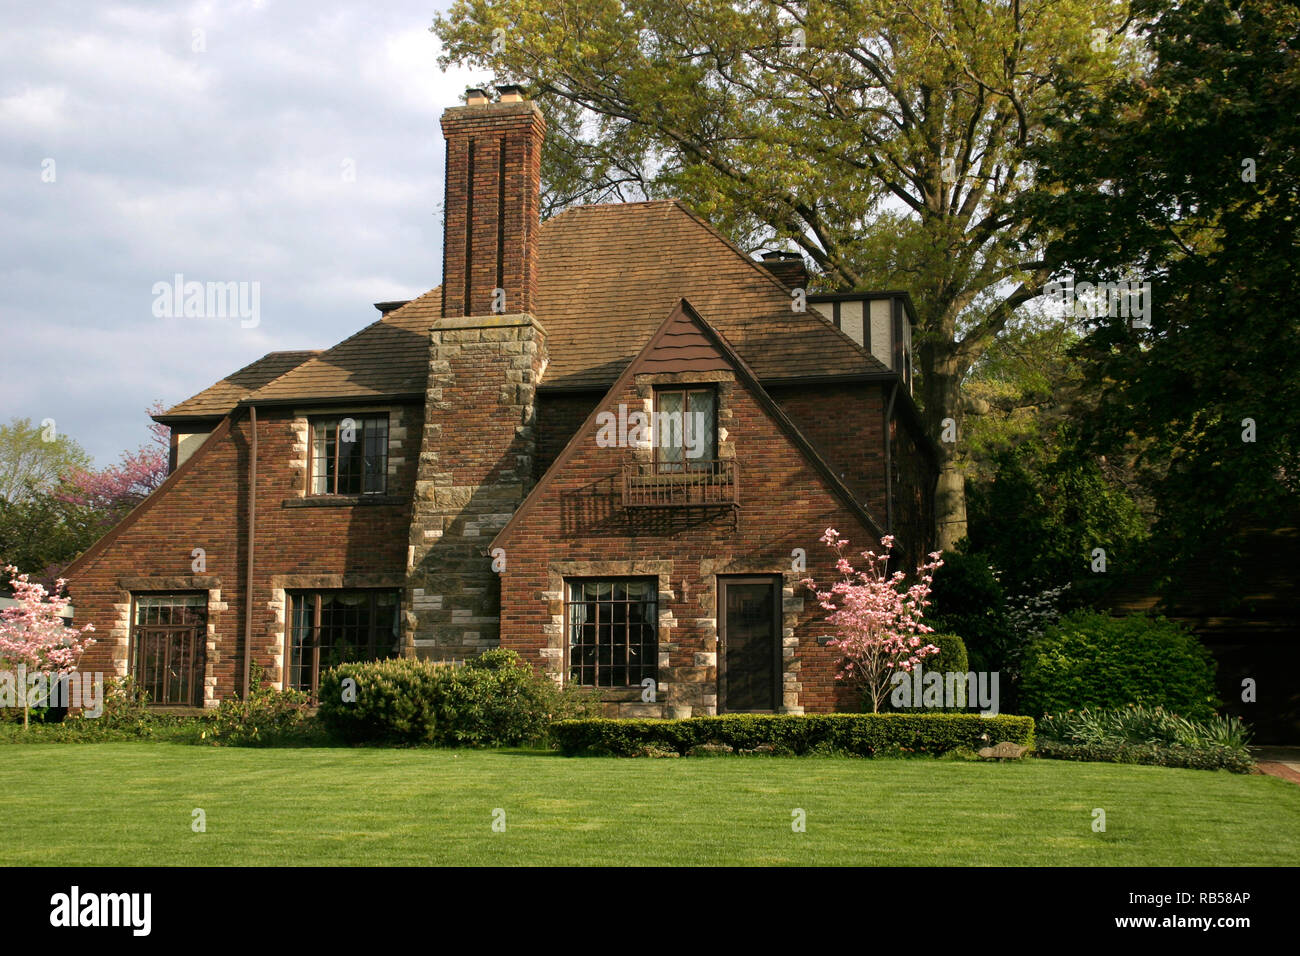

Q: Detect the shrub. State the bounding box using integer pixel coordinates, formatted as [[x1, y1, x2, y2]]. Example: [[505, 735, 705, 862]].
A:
[[318, 653, 595, 747], [1033, 740, 1254, 774], [1037, 705, 1251, 751], [1019, 611, 1218, 719], [927, 551, 1012, 674], [0, 677, 206, 743], [205, 665, 315, 746], [550, 713, 1035, 758], [885, 633, 969, 712]]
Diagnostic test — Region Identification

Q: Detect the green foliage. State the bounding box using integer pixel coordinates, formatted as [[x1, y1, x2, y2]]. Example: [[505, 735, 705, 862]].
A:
[[1020, 611, 1218, 719], [965, 431, 1149, 600], [886, 634, 969, 712], [1034, 740, 1255, 774], [0, 417, 92, 503], [205, 665, 315, 746], [0, 491, 103, 586], [1026, 0, 1300, 597], [0, 677, 205, 743], [1038, 705, 1251, 751], [433, 0, 1139, 544], [317, 654, 597, 747], [550, 713, 1035, 758], [927, 551, 1013, 672]]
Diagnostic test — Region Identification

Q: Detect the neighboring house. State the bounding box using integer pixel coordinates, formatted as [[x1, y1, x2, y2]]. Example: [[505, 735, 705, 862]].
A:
[[64, 86, 937, 716]]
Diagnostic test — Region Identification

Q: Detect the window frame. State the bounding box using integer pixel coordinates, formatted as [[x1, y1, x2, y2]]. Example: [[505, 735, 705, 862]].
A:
[[651, 385, 717, 473], [286, 589, 401, 697], [563, 577, 659, 689], [129, 592, 208, 707], [306, 413, 390, 497]]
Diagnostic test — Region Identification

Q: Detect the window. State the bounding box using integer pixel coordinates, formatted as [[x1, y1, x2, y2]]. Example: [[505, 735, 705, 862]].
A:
[[131, 593, 206, 706], [566, 579, 658, 687], [287, 590, 400, 695], [309, 414, 389, 495], [653, 387, 716, 472]]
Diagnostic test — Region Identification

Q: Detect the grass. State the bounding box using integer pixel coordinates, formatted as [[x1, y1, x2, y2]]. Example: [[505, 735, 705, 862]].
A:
[[2, 743, 1297, 866]]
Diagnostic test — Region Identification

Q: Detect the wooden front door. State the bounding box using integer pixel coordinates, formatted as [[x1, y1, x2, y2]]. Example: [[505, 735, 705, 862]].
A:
[[718, 576, 781, 712]]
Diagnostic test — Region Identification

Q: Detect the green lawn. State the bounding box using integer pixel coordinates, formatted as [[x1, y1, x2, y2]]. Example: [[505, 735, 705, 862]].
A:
[[2, 743, 1298, 866]]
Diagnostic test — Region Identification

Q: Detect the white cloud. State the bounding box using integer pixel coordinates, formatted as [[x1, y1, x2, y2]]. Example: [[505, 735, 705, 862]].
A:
[[0, 0, 480, 463]]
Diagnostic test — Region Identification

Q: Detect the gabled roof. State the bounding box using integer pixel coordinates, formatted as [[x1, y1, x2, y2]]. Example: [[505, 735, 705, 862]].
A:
[[163, 198, 894, 416], [491, 298, 887, 550], [242, 287, 442, 405], [157, 350, 320, 420], [536, 200, 889, 387]]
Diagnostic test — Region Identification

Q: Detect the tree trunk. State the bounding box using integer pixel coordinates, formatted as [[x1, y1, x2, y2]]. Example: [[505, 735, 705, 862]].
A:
[[919, 343, 969, 552]]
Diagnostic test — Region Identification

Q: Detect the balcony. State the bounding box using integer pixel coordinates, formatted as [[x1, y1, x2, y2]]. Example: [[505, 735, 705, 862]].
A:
[[622, 459, 739, 509]]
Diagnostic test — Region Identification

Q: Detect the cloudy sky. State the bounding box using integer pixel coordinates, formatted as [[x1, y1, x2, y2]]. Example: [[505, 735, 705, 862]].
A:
[[0, 0, 482, 464]]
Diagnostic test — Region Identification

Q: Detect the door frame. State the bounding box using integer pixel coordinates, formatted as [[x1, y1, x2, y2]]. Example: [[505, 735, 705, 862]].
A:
[[716, 575, 783, 714]]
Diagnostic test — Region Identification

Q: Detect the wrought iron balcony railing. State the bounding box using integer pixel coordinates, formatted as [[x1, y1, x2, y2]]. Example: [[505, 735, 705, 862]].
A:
[[621, 458, 739, 508]]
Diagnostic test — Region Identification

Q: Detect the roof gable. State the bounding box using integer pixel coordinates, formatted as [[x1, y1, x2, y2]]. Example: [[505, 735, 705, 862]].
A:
[[535, 200, 889, 387], [491, 298, 886, 549]]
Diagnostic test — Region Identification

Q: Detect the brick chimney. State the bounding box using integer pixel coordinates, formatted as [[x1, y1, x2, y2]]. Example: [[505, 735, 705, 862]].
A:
[[440, 86, 546, 318], [758, 250, 810, 290], [407, 87, 549, 662]]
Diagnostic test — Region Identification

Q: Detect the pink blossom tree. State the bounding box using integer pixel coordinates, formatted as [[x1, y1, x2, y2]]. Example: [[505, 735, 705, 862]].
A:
[[0, 565, 95, 728], [802, 529, 944, 713], [58, 401, 169, 527]]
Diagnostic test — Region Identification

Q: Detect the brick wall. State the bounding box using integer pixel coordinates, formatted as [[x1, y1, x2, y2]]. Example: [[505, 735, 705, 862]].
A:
[[65, 404, 419, 703], [495, 368, 878, 715]]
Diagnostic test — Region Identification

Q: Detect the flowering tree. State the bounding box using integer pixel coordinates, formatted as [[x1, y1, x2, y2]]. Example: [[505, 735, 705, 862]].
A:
[[802, 529, 944, 713], [0, 565, 95, 728], [58, 401, 169, 527]]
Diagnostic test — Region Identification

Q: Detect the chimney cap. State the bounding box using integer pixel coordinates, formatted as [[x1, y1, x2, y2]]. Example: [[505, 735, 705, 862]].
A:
[[496, 83, 526, 102], [465, 86, 491, 106], [761, 250, 802, 261]]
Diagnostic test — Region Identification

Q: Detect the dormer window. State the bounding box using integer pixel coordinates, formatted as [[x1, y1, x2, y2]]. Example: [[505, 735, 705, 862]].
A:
[[309, 414, 388, 495], [653, 386, 717, 472]]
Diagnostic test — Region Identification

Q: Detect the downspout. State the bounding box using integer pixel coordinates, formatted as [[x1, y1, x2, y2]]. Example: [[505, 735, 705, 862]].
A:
[[884, 380, 898, 534], [243, 405, 257, 698]]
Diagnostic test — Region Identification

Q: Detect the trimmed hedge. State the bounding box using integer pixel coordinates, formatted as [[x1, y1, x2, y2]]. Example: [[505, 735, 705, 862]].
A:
[[1019, 611, 1218, 719], [550, 713, 1035, 757], [1034, 740, 1254, 774]]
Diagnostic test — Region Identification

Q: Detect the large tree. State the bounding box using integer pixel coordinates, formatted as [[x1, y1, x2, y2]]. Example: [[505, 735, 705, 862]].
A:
[[1026, 0, 1300, 594], [434, 0, 1135, 547], [0, 418, 91, 503]]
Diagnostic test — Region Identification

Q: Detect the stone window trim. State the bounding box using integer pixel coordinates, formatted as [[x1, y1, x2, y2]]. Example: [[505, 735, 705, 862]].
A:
[[114, 576, 226, 709], [632, 372, 736, 467], [564, 577, 660, 690], [265, 573, 407, 691], [544, 560, 675, 698], [288, 406, 410, 500]]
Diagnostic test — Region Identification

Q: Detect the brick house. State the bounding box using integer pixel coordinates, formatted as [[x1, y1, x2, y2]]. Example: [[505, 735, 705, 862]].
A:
[[64, 86, 937, 717]]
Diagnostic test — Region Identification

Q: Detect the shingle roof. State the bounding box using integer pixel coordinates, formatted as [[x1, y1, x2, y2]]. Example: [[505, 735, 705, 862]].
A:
[[158, 350, 321, 419], [245, 287, 442, 404], [535, 200, 888, 387], [166, 199, 893, 416]]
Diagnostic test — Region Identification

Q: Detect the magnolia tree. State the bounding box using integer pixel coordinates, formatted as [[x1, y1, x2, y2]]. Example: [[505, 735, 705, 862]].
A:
[[802, 529, 944, 713], [0, 565, 95, 728]]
